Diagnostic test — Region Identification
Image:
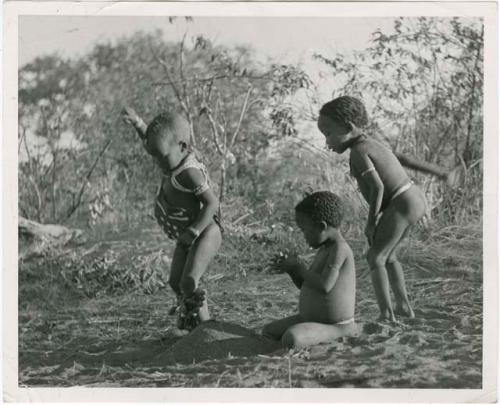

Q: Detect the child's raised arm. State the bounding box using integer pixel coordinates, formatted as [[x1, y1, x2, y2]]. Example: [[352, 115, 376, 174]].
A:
[[122, 107, 148, 142], [350, 149, 384, 244]]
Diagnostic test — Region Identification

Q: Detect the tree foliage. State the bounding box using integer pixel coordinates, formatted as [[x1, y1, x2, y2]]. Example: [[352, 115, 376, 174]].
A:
[[18, 29, 311, 225], [18, 17, 483, 228]]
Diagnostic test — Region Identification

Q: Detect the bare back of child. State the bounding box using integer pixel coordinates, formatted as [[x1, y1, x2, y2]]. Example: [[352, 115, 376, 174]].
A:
[[263, 192, 358, 349]]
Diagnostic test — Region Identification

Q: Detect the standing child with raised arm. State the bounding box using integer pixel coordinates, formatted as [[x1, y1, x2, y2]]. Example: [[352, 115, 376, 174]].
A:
[[122, 107, 222, 331], [317, 96, 427, 322], [263, 191, 358, 348]]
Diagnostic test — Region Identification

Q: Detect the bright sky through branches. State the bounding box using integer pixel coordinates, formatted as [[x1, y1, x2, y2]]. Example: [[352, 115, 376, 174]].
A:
[[19, 16, 395, 67], [18, 16, 398, 161]]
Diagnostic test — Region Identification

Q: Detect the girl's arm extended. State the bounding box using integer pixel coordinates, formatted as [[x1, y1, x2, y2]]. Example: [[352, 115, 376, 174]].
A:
[[298, 244, 346, 294]]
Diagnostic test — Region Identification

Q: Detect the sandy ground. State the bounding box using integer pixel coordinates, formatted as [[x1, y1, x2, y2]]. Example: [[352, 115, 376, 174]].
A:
[[18, 228, 482, 388]]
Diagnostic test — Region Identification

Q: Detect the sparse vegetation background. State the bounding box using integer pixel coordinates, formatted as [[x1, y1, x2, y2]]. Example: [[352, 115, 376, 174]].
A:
[[18, 17, 483, 388]]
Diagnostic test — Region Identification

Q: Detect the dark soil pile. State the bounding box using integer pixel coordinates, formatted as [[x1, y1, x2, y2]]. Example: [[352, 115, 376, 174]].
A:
[[159, 321, 281, 364]]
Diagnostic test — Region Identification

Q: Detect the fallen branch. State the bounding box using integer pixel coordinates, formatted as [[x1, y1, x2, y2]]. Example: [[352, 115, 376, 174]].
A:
[[18, 216, 84, 260]]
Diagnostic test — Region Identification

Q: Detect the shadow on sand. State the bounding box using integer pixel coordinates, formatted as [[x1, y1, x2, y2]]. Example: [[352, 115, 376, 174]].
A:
[[157, 320, 281, 364], [21, 321, 281, 371]]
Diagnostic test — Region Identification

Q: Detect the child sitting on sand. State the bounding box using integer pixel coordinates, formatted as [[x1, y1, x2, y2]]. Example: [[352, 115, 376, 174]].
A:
[[122, 107, 222, 331], [263, 191, 357, 349], [317, 96, 427, 322]]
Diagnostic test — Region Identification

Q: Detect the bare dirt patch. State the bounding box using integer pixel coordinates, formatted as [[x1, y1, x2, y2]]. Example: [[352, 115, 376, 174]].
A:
[[18, 226, 482, 388]]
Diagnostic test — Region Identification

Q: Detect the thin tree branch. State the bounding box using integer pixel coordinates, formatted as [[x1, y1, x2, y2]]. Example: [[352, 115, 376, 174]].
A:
[[229, 85, 253, 149], [464, 25, 483, 164], [27, 175, 43, 223], [154, 51, 197, 146], [62, 140, 112, 222], [18, 125, 27, 154], [152, 72, 274, 88], [179, 31, 189, 107], [203, 107, 225, 156]]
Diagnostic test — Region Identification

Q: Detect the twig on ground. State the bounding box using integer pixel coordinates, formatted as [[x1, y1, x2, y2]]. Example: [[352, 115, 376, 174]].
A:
[[215, 369, 231, 387], [232, 212, 253, 225], [287, 355, 293, 387]]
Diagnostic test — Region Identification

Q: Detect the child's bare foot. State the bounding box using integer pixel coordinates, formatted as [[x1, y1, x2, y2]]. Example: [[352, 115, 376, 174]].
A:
[[377, 315, 397, 323], [377, 309, 397, 323], [395, 304, 415, 318], [195, 289, 211, 322], [176, 294, 190, 330], [183, 289, 210, 331], [168, 294, 182, 316]]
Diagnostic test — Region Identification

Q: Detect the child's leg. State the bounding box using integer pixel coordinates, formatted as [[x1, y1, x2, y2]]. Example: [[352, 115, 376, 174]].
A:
[[169, 243, 189, 296], [181, 223, 222, 321], [386, 245, 415, 318], [385, 187, 426, 318], [262, 315, 302, 341], [281, 321, 358, 349], [367, 205, 410, 322]]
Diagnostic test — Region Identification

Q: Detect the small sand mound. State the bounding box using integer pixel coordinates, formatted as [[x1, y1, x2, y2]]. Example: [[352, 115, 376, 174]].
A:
[[159, 321, 280, 364]]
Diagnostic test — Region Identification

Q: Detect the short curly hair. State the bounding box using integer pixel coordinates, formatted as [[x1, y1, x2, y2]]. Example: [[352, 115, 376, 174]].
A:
[[145, 112, 190, 146], [319, 96, 368, 128], [295, 191, 344, 228]]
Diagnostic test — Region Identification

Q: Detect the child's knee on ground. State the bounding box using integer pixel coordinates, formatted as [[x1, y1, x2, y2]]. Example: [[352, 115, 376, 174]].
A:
[[281, 323, 357, 349], [280, 323, 316, 349], [281, 328, 309, 349]]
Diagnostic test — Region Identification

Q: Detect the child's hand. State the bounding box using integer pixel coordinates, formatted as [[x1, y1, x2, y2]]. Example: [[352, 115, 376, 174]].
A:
[[121, 107, 140, 127], [269, 250, 301, 274], [281, 255, 303, 275], [177, 230, 197, 248], [177, 227, 201, 248], [269, 251, 289, 274]]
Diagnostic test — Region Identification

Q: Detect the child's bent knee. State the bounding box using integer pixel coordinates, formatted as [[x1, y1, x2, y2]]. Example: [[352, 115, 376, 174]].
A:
[[387, 253, 399, 265], [366, 249, 387, 268]]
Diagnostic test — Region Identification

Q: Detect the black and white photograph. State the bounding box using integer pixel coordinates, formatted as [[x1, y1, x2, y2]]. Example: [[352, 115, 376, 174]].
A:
[[3, 1, 498, 402]]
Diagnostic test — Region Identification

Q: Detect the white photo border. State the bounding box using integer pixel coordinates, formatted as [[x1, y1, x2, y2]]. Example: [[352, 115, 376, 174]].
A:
[[3, 2, 498, 403]]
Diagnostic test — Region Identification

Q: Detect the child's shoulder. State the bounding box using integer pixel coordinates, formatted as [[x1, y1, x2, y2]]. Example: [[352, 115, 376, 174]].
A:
[[171, 153, 210, 194], [350, 136, 393, 160], [175, 167, 206, 188], [326, 238, 352, 259], [350, 136, 374, 152]]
